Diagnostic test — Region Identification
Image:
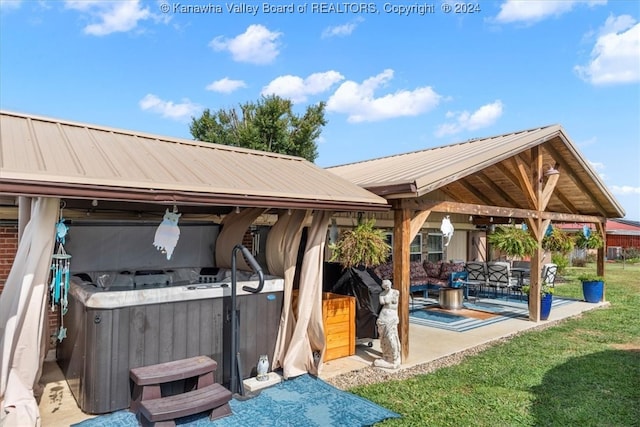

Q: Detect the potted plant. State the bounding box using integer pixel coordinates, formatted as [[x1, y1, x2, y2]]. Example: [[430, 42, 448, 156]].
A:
[[577, 273, 605, 303], [328, 219, 390, 269], [521, 283, 554, 320]]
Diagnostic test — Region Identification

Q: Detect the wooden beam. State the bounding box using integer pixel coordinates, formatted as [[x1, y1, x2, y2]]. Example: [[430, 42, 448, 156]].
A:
[[458, 179, 497, 206], [402, 196, 607, 226], [402, 199, 539, 220], [392, 203, 411, 362], [540, 173, 560, 211], [508, 157, 537, 209], [529, 223, 543, 322], [477, 170, 520, 207], [410, 210, 431, 241], [540, 211, 607, 223], [544, 143, 608, 217], [529, 146, 544, 321], [596, 221, 606, 291]]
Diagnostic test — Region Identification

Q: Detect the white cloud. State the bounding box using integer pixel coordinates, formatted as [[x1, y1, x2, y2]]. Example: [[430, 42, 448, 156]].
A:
[[610, 185, 640, 195], [435, 101, 504, 137], [0, 0, 22, 11], [205, 78, 247, 94], [261, 71, 344, 103], [321, 17, 363, 38], [64, 0, 152, 36], [210, 24, 282, 65], [494, 0, 606, 25], [139, 94, 202, 121], [326, 69, 441, 123], [575, 15, 640, 85]]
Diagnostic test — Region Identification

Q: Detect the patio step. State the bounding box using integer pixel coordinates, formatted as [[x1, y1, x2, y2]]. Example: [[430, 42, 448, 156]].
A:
[[138, 383, 232, 426]]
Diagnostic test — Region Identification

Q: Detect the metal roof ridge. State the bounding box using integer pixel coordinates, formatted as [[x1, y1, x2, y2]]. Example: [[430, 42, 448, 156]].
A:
[[0, 109, 306, 162], [327, 124, 559, 169]]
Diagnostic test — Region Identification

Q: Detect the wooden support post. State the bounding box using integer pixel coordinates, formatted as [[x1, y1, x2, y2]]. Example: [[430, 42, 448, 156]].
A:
[[393, 204, 411, 362], [596, 221, 606, 301]]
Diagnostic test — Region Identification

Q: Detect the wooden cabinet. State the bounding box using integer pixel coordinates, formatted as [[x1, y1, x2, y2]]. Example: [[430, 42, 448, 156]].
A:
[[291, 291, 356, 362], [322, 292, 356, 361]]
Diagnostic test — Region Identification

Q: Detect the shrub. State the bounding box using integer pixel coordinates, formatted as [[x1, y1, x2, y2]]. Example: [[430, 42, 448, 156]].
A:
[[572, 257, 588, 267], [551, 253, 569, 273]]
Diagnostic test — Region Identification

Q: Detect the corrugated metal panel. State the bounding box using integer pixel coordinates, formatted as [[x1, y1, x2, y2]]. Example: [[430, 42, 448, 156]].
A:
[[328, 125, 625, 218], [0, 111, 389, 211], [328, 126, 558, 189]]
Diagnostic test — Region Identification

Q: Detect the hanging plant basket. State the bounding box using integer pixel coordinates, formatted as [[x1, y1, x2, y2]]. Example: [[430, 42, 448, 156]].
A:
[[487, 225, 539, 259], [329, 219, 390, 269]]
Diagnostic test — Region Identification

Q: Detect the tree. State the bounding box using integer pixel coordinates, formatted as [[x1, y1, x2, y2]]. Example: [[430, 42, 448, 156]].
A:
[[189, 95, 325, 162]]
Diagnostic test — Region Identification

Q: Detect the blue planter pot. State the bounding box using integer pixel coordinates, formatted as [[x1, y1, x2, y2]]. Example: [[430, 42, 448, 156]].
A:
[[540, 293, 553, 320], [582, 280, 604, 303]]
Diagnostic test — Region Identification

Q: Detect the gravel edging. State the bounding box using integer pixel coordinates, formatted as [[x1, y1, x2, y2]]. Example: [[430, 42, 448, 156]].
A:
[[325, 315, 581, 390]]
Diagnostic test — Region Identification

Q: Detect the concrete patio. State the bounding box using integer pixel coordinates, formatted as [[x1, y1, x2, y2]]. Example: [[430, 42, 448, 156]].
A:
[[36, 298, 607, 425]]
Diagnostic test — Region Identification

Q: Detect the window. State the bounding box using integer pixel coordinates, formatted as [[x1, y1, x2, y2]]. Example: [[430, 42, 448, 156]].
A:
[[410, 234, 422, 262], [426, 232, 444, 262], [383, 232, 423, 262]]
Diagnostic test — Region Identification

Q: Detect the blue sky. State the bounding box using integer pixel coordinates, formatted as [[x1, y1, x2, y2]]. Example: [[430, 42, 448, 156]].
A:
[[1, 0, 639, 219]]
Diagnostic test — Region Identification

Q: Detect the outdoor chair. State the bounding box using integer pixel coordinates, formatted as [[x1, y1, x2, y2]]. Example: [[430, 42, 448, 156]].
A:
[[486, 262, 519, 299], [464, 261, 487, 300], [542, 263, 558, 287]]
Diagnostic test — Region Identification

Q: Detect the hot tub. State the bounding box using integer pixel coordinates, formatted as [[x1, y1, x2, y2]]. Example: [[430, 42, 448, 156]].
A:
[[57, 268, 283, 414]]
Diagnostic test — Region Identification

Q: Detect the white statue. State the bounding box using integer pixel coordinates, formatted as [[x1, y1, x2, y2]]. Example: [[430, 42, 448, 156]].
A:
[[373, 279, 401, 369]]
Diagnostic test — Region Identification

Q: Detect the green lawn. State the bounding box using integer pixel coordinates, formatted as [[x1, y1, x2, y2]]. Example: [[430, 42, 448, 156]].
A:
[[353, 263, 640, 426]]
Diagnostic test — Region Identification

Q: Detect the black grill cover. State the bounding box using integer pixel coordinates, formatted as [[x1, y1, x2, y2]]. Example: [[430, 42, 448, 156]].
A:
[[323, 262, 384, 340]]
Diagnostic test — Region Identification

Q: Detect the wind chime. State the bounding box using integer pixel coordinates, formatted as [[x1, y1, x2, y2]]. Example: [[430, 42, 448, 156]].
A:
[[50, 205, 71, 342]]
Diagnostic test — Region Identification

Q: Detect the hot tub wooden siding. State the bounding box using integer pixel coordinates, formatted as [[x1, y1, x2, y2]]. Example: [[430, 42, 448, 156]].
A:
[[58, 290, 282, 414]]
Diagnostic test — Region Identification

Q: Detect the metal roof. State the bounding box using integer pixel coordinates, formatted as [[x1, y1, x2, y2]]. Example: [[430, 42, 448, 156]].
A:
[[328, 125, 625, 218], [0, 110, 389, 212]]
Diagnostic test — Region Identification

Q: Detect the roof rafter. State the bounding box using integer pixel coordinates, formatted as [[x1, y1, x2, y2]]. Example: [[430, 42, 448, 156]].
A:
[[544, 143, 607, 216]]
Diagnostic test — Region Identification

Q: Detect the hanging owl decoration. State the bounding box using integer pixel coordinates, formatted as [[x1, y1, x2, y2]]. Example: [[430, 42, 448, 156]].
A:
[[440, 215, 454, 247], [153, 208, 182, 260], [582, 225, 591, 239]]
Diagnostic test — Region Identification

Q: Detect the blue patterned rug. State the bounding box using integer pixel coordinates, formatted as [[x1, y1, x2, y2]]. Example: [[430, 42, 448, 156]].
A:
[[72, 374, 400, 427], [409, 296, 576, 332]]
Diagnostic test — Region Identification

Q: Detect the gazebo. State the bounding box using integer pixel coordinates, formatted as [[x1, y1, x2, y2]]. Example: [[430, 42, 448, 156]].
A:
[[0, 110, 389, 424], [328, 124, 625, 361]]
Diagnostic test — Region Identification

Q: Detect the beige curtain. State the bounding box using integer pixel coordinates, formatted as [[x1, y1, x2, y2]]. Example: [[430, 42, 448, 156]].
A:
[[215, 208, 266, 271], [0, 197, 59, 427], [267, 210, 309, 372], [282, 210, 332, 378]]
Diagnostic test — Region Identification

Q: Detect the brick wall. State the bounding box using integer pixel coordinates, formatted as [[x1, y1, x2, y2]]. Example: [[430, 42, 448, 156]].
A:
[[0, 225, 18, 293], [0, 225, 59, 350]]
